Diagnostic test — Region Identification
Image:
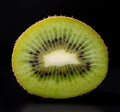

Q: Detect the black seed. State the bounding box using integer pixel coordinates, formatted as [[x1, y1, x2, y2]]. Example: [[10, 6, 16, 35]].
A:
[[86, 66, 90, 70], [79, 51, 85, 58], [34, 71, 38, 74], [63, 74, 66, 77], [69, 43, 72, 46], [48, 40, 51, 44], [40, 74, 43, 78], [49, 72, 51, 76], [82, 68, 85, 72], [32, 63, 38, 67], [80, 69, 84, 73], [54, 38, 58, 42], [34, 60, 38, 64], [59, 37, 62, 40], [76, 47, 79, 51], [81, 46, 85, 50], [79, 66, 85, 72], [32, 64, 36, 67], [59, 71, 62, 75], [80, 51, 84, 55], [44, 47, 47, 51], [86, 61, 90, 65], [34, 53, 38, 55], [44, 72, 48, 76], [70, 71, 73, 75], [42, 45, 47, 51], [86, 62, 91, 70], [79, 71, 82, 74], [68, 43, 72, 49], [52, 40, 55, 44], [42, 71, 48, 75], [86, 65, 90, 70], [63, 36, 66, 39], [34, 59, 39, 63], [36, 50, 40, 54], [34, 56, 38, 59], [73, 44, 76, 48], [29, 51, 34, 54], [79, 44, 82, 47], [79, 55, 84, 58], [29, 60, 34, 63]]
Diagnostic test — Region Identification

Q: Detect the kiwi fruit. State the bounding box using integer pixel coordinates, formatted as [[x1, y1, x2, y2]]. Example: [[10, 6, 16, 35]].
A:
[[12, 16, 108, 99]]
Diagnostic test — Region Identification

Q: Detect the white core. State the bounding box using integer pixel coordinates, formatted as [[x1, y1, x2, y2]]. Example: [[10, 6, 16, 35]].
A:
[[43, 49, 79, 67]]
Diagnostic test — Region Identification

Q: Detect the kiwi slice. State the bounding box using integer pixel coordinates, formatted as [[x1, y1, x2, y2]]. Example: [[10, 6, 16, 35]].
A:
[[12, 16, 108, 99]]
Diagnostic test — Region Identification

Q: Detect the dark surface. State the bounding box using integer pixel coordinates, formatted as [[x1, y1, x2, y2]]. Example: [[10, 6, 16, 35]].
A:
[[1, 67, 120, 112], [0, 0, 120, 68], [1, 0, 120, 112]]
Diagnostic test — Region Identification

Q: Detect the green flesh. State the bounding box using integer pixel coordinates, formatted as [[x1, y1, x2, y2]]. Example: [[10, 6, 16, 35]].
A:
[[12, 16, 108, 99]]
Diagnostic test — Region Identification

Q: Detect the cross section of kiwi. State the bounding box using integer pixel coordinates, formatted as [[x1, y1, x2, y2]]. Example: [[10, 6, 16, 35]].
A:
[[12, 16, 108, 99]]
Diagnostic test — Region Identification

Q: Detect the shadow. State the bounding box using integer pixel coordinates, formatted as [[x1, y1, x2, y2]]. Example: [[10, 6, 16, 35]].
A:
[[19, 103, 103, 112]]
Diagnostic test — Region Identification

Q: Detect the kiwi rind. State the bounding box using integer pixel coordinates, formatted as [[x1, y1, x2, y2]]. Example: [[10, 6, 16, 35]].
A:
[[12, 16, 108, 99]]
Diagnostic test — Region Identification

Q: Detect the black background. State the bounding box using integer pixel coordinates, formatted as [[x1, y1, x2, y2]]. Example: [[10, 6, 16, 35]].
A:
[[1, 0, 120, 112], [1, 0, 120, 68]]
